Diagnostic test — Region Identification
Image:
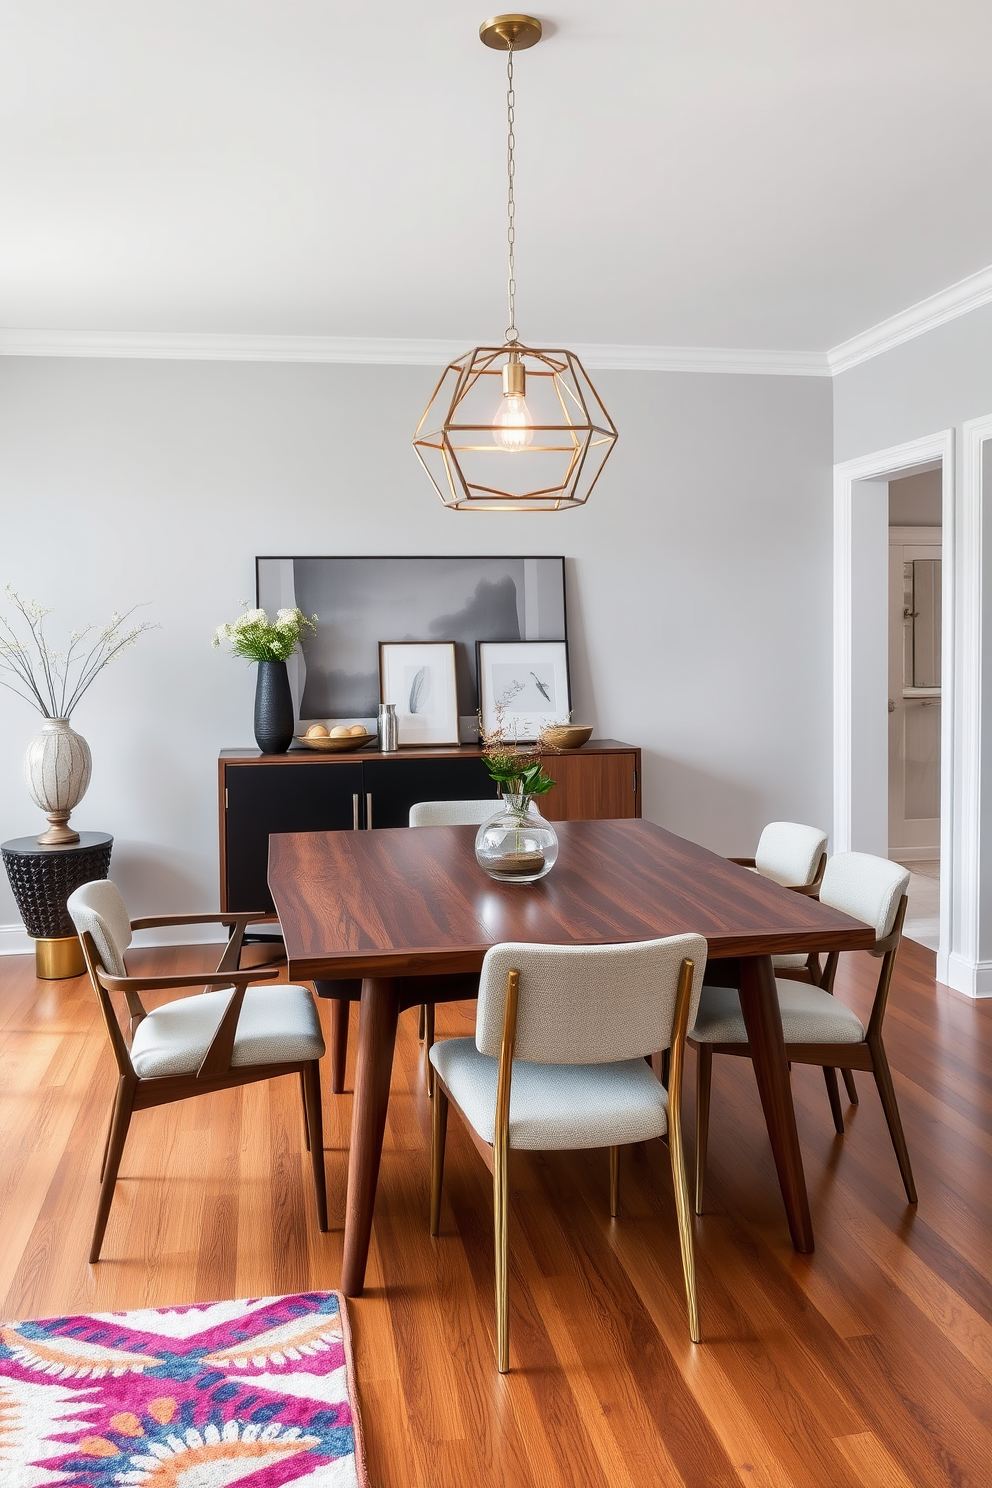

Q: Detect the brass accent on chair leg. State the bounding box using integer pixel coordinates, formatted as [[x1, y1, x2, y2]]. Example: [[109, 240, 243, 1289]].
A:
[[669, 959, 701, 1343], [694, 1044, 713, 1216], [823, 1066, 845, 1134], [609, 1146, 620, 1218], [842, 1067, 859, 1104], [90, 1076, 136, 1263], [493, 968, 520, 1374], [430, 1083, 448, 1237]]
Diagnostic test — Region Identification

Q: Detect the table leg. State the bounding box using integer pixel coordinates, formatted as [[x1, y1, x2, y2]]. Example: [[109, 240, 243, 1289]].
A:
[[329, 999, 350, 1094], [341, 977, 400, 1296], [737, 954, 814, 1253]]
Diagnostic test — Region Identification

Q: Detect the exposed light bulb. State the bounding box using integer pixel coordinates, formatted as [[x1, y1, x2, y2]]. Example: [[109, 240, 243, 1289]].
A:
[[493, 392, 534, 451]]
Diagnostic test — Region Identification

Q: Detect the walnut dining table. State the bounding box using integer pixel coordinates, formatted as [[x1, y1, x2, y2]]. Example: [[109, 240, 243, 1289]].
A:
[[268, 817, 875, 1296]]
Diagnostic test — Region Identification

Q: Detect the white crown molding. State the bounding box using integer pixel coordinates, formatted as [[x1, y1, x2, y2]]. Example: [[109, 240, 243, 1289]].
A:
[[0, 327, 831, 377], [827, 263, 992, 375]]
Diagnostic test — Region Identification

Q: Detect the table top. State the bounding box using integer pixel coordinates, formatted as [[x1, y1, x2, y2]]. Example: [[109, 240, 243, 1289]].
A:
[[268, 818, 875, 980], [1, 832, 113, 856]]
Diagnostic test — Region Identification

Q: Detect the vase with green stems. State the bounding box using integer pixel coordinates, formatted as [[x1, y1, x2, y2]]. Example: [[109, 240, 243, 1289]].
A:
[[213, 605, 316, 755], [474, 754, 559, 883]]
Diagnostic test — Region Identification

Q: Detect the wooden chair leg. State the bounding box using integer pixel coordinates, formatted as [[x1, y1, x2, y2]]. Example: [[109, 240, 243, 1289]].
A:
[[299, 1070, 311, 1151], [302, 1060, 329, 1231], [329, 999, 350, 1094], [493, 1135, 511, 1373], [694, 1044, 712, 1216], [430, 1083, 448, 1237], [869, 1038, 918, 1204], [823, 1066, 845, 1134], [842, 1068, 859, 1104], [609, 1146, 620, 1218], [418, 1004, 426, 1040], [423, 1004, 436, 1095], [99, 1084, 121, 1182], [90, 1077, 136, 1263]]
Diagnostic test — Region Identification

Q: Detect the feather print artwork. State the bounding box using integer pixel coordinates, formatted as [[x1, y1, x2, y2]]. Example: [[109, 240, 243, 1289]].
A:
[[409, 665, 431, 714]]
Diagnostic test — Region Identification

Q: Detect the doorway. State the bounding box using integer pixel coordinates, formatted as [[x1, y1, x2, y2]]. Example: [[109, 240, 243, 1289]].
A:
[[888, 469, 942, 949]]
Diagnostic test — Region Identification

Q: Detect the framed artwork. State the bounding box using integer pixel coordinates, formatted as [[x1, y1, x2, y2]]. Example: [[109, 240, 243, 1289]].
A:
[[478, 640, 571, 741], [378, 641, 460, 747]]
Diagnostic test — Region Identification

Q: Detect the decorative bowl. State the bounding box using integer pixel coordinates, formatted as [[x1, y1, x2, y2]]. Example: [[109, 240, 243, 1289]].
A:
[[294, 731, 376, 753], [542, 724, 593, 750]]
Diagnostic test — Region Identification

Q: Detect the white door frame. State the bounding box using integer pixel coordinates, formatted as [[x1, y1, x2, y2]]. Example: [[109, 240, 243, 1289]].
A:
[[833, 430, 955, 984]]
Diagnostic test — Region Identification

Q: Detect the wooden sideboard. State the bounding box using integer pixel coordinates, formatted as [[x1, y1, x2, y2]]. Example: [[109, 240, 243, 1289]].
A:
[[218, 739, 641, 913]]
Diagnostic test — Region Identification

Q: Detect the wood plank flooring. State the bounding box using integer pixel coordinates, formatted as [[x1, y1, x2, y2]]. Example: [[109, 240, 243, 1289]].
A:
[[1, 938, 990, 1487]]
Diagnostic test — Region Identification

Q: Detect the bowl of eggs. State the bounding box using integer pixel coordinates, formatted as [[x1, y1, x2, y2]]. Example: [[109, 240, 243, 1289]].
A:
[[295, 723, 376, 752]]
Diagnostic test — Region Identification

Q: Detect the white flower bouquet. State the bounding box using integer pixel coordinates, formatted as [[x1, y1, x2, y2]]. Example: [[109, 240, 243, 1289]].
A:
[[213, 606, 316, 663]]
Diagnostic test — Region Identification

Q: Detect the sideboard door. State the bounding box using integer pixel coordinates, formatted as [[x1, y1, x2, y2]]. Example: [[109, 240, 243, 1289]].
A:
[[224, 761, 364, 912], [361, 756, 498, 829], [541, 750, 639, 821]]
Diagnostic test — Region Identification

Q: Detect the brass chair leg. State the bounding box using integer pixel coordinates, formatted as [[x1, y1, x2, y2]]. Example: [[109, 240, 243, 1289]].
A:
[[842, 1068, 859, 1104], [609, 1146, 620, 1218], [303, 1060, 328, 1231], [668, 1089, 700, 1343], [430, 1083, 448, 1237], [694, 1044, 712, 1216], [299, 1069, 311, 1151], [823, 1066, 845, 1134], [90, 1076, 136, 1263], [869, 1036, 918, 1204], [493, 1137, 510, 1373]]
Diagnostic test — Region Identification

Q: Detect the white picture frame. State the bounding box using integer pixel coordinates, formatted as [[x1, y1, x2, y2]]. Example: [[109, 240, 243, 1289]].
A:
[[478, 640, 571, 742], [378, 641, 460, 747]]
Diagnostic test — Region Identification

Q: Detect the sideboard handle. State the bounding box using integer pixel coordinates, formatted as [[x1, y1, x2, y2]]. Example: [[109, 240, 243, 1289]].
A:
[[366, 793, 373, 830], [352, 794, 360, 831]]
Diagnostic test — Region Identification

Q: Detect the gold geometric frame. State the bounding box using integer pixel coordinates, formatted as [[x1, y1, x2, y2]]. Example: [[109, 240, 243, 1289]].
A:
[[413, 343, 619, 512]]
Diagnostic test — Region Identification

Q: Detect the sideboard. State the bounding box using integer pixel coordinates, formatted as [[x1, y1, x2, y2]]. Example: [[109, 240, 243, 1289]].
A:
[[218, 739, 642, 913]]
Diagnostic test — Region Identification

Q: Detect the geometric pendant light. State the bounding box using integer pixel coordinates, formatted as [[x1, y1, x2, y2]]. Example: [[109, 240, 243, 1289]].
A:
[[413, 15, 618, 511]]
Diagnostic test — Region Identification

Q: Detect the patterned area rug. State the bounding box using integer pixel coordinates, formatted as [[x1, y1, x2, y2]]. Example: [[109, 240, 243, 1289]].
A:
[[0, 1290, 367, 1486]]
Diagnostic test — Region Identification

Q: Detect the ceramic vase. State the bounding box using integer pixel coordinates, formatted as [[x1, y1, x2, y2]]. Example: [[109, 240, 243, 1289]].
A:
[[24, 717, 92, 845], [475, 792, 559, 883], [254, 659, 294, 754]]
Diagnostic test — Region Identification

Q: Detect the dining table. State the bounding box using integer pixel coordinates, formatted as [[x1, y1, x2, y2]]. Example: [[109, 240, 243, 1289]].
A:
[[268, 817, 875, 1296]]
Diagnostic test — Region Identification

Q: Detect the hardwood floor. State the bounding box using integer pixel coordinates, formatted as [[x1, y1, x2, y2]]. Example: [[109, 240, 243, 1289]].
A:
[[1, 937, 990, 1487]]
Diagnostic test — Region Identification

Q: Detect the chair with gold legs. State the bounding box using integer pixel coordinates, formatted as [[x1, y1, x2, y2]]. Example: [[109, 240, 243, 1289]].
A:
[[428, 934, 707, 1372], [67, 879, 329, 1262]]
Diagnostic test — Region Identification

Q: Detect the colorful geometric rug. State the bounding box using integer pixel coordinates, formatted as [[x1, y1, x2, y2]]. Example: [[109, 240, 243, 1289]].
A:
[[0, 1290, 367, 1486]]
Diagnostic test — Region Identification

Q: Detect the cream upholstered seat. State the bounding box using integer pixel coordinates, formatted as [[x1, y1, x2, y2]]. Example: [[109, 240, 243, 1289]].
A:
[[690, 852, 914, 1213], [730, 821, 828, 977], [408, 799, 498, 1087], [67, 879, 329, 1262], [429, 935, 707, 1371]]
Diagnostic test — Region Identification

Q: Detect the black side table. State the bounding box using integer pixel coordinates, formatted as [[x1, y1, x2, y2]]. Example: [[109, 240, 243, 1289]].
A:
[[2, 832, 114, 979]]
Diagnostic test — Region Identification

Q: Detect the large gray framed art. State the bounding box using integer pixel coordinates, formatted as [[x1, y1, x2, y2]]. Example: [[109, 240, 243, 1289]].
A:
[[256, 556, 567, 740]]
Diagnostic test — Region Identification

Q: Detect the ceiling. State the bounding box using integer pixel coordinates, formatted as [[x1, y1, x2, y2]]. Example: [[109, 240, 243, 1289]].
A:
[[3, 0, 992, 354]]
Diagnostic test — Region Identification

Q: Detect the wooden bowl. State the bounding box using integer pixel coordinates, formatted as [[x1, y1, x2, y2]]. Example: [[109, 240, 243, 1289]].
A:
[[543, 724, 593, 750], [295, 731, 376, 753]]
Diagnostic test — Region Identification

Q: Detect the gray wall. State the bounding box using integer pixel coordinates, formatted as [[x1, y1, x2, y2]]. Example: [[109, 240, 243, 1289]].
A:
[[0, 357, 833, 940]]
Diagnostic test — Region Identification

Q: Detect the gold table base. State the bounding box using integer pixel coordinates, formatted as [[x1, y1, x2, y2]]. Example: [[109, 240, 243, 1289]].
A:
[[34, 935, 85, 980]]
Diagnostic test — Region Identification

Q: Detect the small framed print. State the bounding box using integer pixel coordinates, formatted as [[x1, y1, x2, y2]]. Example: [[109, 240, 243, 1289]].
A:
[[378, 641, 460, 747], [478, 640, 570, 742]]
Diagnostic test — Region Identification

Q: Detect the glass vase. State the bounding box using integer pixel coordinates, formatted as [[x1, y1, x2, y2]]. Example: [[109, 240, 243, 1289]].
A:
[[474, 793, 558, 883]]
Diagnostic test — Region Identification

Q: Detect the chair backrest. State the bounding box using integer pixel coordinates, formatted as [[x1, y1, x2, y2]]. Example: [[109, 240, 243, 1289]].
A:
[[66, 879, 132, 977], [754, 821, 828, 887], [409, 799, 498, 827], [819, 852, 910, 944], [475, 936, 708, 1065]]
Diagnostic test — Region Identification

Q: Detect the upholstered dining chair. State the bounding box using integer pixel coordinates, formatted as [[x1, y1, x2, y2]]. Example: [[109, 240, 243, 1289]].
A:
[[731, 820, 829, 984], [429, 935, 707, 1371], [67, 879, 328, 1262], [408, 799, 499, 1084], [690, 852, 914, 1214]]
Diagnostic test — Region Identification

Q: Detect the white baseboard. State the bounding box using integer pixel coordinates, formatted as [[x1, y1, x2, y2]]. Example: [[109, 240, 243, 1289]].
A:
[[943, 952, 992, 998], [0, 921, 228, 957]]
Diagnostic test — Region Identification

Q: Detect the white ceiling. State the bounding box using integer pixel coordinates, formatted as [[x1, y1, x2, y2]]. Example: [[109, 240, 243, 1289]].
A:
[[3, 0, 992, 354]]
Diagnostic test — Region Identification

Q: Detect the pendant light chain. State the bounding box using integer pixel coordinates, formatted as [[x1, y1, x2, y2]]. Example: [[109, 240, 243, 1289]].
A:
[[505, 43, 518, 345]]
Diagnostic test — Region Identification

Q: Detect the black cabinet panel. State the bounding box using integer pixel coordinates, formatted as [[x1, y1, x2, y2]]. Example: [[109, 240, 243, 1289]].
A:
[[362, 756, 497, 829], [225, 761, 363, 912]]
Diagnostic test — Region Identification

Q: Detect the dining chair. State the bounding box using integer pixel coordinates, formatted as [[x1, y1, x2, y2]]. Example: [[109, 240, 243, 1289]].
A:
[[67, 879, 329, 1262], [690, 851, 914, 1214], [409, 799, 498, 1085], [731, 820, 828, 983], [429, 934, 707, 1371]]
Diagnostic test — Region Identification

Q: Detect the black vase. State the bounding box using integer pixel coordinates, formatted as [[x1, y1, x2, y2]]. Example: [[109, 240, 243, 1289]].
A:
[[254, 660, 294, 754]]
